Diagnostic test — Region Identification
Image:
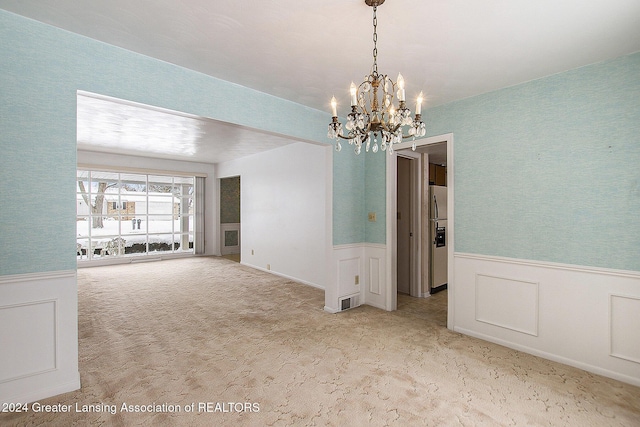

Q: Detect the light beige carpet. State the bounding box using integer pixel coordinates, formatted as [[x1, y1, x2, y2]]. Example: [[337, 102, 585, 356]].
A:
[[4, 256, 639, 426]]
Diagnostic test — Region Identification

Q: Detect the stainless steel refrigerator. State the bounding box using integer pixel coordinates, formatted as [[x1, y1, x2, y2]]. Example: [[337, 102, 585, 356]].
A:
[[429, 185, 448, 293]]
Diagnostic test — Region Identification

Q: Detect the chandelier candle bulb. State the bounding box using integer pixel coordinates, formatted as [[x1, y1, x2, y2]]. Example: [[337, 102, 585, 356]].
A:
[[416, 92, 423, 115], [397, 73, 405, 101], [350, 82, 358, 106], [330, 96, 338, 117]]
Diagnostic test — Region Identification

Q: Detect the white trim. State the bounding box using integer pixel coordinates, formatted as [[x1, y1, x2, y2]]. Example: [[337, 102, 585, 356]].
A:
[[324, 144, 335, 312], [475, 274, 540, 336], [0, 271, 80, 404], [244, 263, 324, 290], [0, 270, 75, 285], [332, 242, 387, 251], [0, 299, 59, 384], [324, 305, 339, 314], [77, 163, 207, 178], [455, 252, 640, 279], [386, 150, 397, 312], [6, 378, 81, 406], [78, 252, 194, 268], [609, 293, 640, 364], [454, 253, 640, 386], [455, 326, 640, 388]]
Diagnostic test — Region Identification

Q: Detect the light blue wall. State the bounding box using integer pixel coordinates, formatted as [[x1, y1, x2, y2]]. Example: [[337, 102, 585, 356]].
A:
[[364, 149, 386, 244], [425, 52, 640, 271], [3, 9, 637, 273], [331, 140, 387, 246], [0, 10, 330, 275], [333, 146, 365, 245]]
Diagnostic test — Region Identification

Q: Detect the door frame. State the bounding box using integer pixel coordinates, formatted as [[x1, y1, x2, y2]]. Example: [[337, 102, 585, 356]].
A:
[[385, 133, 455, 330], [396, 151, 422, 298]]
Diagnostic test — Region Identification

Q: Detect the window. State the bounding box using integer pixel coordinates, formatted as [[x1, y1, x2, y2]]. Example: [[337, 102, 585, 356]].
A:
[[77, 169, 196, 261]]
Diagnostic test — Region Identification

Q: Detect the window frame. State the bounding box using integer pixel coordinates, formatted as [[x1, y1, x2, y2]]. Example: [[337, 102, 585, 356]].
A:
[[77, 168, 197, 263]]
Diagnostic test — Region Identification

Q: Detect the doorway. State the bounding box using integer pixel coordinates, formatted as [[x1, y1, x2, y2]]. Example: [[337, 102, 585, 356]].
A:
[[220, 176, 241, 261], [396, 156, 412, 295], [396, 153, 421, 297], [387, 133, 454, 329]]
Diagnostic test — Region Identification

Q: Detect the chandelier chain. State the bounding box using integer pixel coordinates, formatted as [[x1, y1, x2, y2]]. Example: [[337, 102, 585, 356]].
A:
[[372, 6, 378, 74]]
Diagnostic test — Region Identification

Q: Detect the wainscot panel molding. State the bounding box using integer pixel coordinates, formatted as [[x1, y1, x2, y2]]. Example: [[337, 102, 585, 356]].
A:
[[610, 294, 640, 364], [475, 274, 539, 337], [454, 252, 640, 387], [328, 244, 387, 313], [0, 271, 80, 404], [364, 244, 387, 310]]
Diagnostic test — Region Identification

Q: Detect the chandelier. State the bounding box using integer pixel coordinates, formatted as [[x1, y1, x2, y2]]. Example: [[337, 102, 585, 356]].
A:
[[327, 0, 426, 155]]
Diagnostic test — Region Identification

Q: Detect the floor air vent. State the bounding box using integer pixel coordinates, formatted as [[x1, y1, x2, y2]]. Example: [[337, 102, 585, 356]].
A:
[[339, 295, 360, 311]]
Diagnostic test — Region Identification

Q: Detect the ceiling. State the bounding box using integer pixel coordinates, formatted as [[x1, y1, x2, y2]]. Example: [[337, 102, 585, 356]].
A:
[[76, 92, 300, 164], [3, 0, 640, 164]]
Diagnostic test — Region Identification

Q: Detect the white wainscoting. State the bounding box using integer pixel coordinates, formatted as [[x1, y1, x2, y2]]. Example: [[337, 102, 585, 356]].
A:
[[327, 244, 387, 313], [475, 274, 539, 337], [610, 294, 640, 364], [0, 271, 80, 404], [364, 244, 387, 310], [454, 253, 640, 387]]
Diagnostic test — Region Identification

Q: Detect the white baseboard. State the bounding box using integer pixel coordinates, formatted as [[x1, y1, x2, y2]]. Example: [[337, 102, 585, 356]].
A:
[[455, 326, 640, 388], [453, 252, 640, 386], [5, 376, 81, 406], [242, 263, 324, 290]]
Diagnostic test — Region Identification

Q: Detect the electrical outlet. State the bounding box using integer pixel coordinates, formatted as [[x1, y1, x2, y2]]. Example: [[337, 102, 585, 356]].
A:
[[368, 212, 376, 222], [355, 275, 359, 285], [251, 249, 254, 255], [267, 264, 271, 270]]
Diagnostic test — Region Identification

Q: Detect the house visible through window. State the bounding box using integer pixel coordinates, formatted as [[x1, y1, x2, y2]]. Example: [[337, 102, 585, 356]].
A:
[[77, 170, 196, 261]]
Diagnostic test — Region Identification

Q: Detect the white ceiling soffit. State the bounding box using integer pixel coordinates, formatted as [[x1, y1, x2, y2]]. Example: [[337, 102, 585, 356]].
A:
[[1, 0, 639, 114], [76, 92, 302, 164]]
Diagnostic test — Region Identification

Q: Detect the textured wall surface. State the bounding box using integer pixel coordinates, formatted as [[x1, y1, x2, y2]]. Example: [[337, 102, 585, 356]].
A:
[[0, 10, 330, 275], [331, 136, 389, 246], [332, 147, 365, 245], [425, 52, 640, 271], [364, 150, 387, 245], [2, 8, 638, 273]]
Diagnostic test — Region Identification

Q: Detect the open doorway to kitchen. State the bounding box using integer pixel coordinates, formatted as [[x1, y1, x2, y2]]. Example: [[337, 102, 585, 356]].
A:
[[388, 133, 453, 329], [220, 176, 241, 262]]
